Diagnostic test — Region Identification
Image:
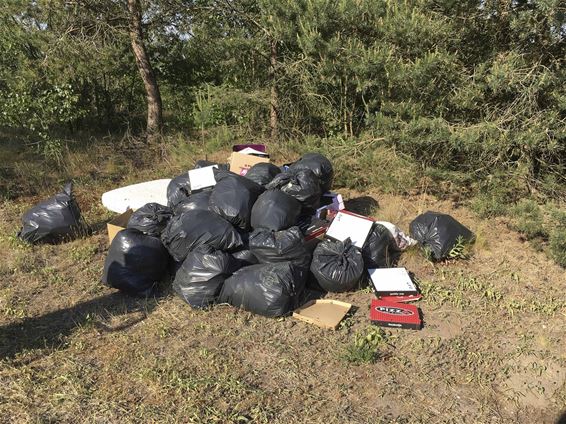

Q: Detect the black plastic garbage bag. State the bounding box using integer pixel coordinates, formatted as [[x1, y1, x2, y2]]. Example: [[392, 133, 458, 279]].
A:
[[102, 229, 169, 296], [208, 173, 263, 230], [362, 223, 399, 269], [266, 169, 321, 210], [173, 245, 239, 308], [161, 209, 243, 262], [228, 231, 257, 267], [310, 238, 364, 292], [244, 162, 281, 187], [167, 166, 224, 209], [249, 226, 311, 271], [231, 248, 258, 267], [127, 203, 172, 236], [251, 190, 301, 231], [167, 172, 192, 208], [173, 191, 211, 215], [18, 182, 84, 243], [289, 152, 334, 192], [169, 257, 183, 278], [410, 211, 474, 260], [218, 261, 305, 317]]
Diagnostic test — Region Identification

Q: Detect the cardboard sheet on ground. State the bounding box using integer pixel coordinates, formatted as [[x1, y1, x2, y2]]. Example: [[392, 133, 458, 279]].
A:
[[293, 299, 352, 330], [324, 211, 374, 248], [101, 179, 171, 213]]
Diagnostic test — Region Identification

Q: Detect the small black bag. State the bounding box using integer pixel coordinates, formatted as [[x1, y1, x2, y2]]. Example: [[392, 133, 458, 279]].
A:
[[266, 169, 322, 210], [218, 261, 305, 317], [410, 211, 474, 260], [244, 162, 281, 186], [310, 238, 364, 292], [173, 245, 239, 308], [102, 229, 169, 296], [173, 191, 211, 215], [208, 173, 263, 230], [127, 203, 172, 236], [161, 209, 243, 262], [362, 223, 399, 269], [289, 152, 334, 192], [18, 182, 84, 243], [251, 189, 302, 231]]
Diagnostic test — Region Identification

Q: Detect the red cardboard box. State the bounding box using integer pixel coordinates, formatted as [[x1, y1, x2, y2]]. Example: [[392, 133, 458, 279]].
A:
[[370, 299, 422, 330]]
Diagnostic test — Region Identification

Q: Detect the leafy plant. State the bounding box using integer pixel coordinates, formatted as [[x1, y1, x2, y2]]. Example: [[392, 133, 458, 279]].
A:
[[448, 236, 472, 260], [342, 327, 389, 364]]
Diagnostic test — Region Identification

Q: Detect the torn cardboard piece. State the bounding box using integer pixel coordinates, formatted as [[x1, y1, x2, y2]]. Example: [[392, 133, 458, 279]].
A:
[[107, 209, 133, 244]]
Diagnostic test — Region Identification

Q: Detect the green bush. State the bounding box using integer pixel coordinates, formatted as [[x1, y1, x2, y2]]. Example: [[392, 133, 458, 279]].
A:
[[510, 199, 548, 240]]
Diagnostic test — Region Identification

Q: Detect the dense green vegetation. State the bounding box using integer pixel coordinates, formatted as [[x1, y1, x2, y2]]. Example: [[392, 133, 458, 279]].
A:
[[1, 1, 565, 261]]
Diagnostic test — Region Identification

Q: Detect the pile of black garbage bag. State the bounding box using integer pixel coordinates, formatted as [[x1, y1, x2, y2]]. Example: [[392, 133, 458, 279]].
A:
[[99, 154, 342, 317], [17, 152, 473, 319], [98, 153, 472, 317]]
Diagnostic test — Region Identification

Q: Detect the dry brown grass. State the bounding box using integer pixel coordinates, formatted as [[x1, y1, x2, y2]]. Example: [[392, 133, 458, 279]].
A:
[[1, 136, 565, 423]]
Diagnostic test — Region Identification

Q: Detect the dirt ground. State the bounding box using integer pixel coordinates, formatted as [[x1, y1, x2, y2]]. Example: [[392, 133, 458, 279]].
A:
[[1, 141, 565, 423]]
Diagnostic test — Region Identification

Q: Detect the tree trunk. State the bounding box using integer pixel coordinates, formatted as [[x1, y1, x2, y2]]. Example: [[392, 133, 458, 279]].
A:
[[269, 39, 278, 141], [127, 0, 162, 139]]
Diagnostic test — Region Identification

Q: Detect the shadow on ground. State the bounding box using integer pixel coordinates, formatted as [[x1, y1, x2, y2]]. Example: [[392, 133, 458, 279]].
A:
[[0, 292, 160, 360], [344, 196, 379, 216]]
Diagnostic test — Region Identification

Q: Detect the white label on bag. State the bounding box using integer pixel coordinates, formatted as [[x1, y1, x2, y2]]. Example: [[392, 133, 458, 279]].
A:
[[188, 165, 218, 191]]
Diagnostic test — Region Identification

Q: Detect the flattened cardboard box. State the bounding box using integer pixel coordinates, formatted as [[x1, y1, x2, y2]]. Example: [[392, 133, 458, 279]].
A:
[[293, 299, 352, 330], [107, 209, 133, 244], [229, 152, 270, 176]]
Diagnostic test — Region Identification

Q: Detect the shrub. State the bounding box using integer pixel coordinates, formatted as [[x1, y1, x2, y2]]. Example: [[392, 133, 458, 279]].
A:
[[510, 199, 548, 240]]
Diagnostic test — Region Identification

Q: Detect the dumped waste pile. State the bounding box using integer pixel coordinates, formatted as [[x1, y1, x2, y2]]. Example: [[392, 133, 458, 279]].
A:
[[18, 149, 474, 328]]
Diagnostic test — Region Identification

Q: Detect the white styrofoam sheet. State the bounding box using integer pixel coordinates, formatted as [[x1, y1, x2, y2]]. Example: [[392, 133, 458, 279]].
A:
[[101, 179, 171, 213]]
